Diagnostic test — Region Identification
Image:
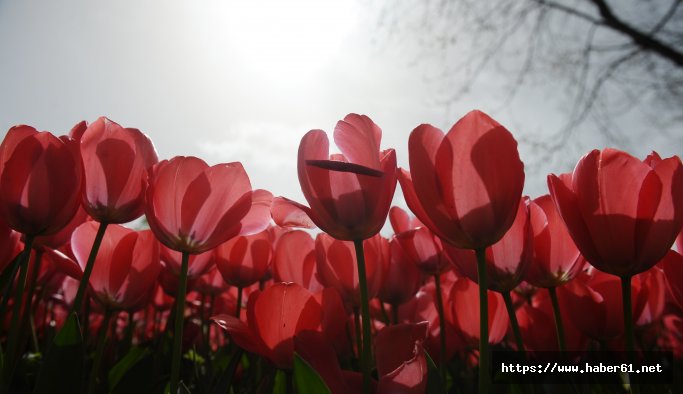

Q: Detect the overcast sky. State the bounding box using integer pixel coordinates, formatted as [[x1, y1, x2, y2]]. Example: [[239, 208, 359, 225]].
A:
[[1, 0, 680, 217]]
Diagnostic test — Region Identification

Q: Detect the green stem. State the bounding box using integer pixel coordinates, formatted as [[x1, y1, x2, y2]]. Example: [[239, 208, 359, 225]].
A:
[[124, 310, 135, 352], [434, 273, 448, 383], [503, 291, 525, 356], [392, 303, 399, 325], [353, 307, 362, 361], [235, 286, 243, 318], [170, 251, 190, 394], [72, 222, 109, 314], [548, 287, 566, 352], [87, 309, 113, 394], [353, 239, 372, 394], [475, 248, 490, 394], [622, 275, 639, 393], [3, 235, 34, 388]]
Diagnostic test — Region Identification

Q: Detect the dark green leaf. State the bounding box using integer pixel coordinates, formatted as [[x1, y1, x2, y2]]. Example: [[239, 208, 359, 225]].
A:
[[425, 351, 446, 394], [33, 313, 83, 394], [293, 353, 331, 394], [108, 346, 150, 392]]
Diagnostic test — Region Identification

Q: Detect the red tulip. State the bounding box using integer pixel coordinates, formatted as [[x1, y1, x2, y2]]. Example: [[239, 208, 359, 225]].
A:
[[282, 114, 397, 241], [558, 268, 665, 342], [33, 205, 90, 250], [0, 126, 83, 236], [0, 215, 21, 271], [315, 233, 388, 309], [444, 198, 532, 292], [145, 156, 272, 254], [515, 290, 588, 352], [399, 110, 525, 250], [378, 236, 422, 306], [80, 117, 158, 223], [398, 276, 464, 364], [212, 282, 322, 368], [375, 322, 429, 393], [159, 243, 215, 280], [215, 229, 272, 288], [389, 207, 450, 275], [71, 222, 161, 311], [273, 230, 324, 292], [548, 149, 683, 277], [448, 276, 509, 346], [661, 250, 683, 310], [195, 268, 229, 296], [526, 194, 586, 287], [676, 230, 682, 253]]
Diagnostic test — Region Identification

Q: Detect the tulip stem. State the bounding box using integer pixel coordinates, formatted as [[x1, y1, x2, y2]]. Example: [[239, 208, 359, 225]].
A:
[[475, 248, 490, 394], [87, 309, 113, 394], [353, 239, 372, 394], [392, 303, 399, 325], [503, 291, 525, 357], [235, 286, 243, 318], [170, 251, 190, 394], [434, 273, 448, 383], [621, 275, 639, 393], [3, 235, 34, 388], [72, 222, 109, 314], [353, 307, 362, 361], [548, 287, 566, 352]]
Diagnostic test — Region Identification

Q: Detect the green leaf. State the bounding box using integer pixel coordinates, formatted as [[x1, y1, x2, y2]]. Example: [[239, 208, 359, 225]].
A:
[[108, 346, 150, 392], [425, 351, 446, 394], [33, 313, 83, 394], [293, 353, 331, 394], [273, 369, 287, 394]]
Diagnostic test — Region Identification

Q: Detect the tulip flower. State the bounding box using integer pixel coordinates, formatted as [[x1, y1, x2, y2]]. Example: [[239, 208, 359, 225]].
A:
[[71, 222, 161, 311], [548, 149, 683, 354], [145, 156, 271, 393], [212, 283, 323, 369], [400, 110, 524, 391], [273, 230, 324, 292], [0, 126, 83, 380], [159, 243, 215, 280], [448, 275, 509, 347], [277, 114, 397, 393], [661, 250, 683, 310], [375, 322, 429, 393], [388, 206, 453, 375], [378, 237, 422, 308], [444, 198, 532, 353], [558, 268, 665, 344], [80, 117, 158, 224], [676, 230, 683, 254], [0, 126, 83, 238], [0, 216, 21, 272], [315, 233, 387, 310], [215, 229, 272, 317]]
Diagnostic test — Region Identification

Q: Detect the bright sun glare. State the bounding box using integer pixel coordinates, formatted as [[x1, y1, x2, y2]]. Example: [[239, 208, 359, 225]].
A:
[[189, 0, 358, 86]]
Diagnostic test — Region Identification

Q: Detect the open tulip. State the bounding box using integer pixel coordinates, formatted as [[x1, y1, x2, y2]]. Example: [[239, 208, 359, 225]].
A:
[[375, 322, 429, 393], [80, 117, 158, 224], [287, 113, 397, 241], [400, 110, 524, 391], [145, 156, 270, 393], [71, 222, 161, 311], [145, 157, 271, 254], [661, 250, 683, 310], [548, 149, 683, 354]]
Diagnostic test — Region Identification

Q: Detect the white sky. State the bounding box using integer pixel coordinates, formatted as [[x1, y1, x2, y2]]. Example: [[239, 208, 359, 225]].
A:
[[1, 0, 680, 216]]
